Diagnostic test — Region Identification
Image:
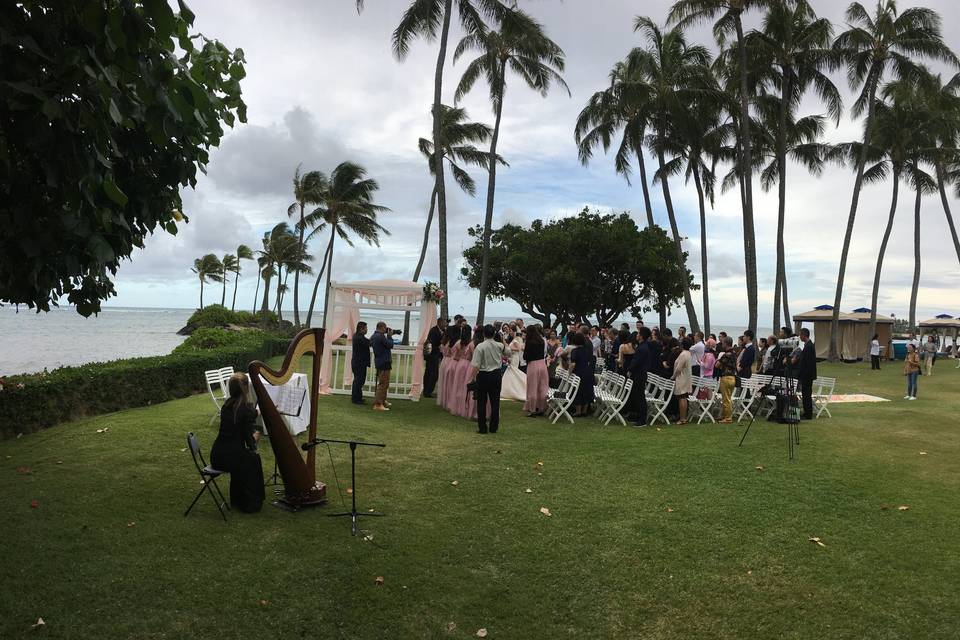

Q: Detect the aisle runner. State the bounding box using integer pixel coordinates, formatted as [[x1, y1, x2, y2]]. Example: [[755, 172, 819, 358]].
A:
[[828, 394, 888, 403]]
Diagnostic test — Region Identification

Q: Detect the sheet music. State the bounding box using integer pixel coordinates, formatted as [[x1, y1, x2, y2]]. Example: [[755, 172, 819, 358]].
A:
[[276, 377, 307, 417]]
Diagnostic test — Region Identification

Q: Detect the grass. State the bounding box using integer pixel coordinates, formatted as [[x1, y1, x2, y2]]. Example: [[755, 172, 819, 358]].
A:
[[2, 359, 959, 639]]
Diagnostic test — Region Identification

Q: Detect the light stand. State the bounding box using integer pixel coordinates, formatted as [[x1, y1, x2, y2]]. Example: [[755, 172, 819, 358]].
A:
[[302, 438, 386, 536], [738, 346, 801, 461]]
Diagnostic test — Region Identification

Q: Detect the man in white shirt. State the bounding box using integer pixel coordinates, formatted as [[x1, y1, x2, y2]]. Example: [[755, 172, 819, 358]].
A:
[[689, 331, 705, 376], [590, 326, 602, 357], [470, 325, 509, 434]]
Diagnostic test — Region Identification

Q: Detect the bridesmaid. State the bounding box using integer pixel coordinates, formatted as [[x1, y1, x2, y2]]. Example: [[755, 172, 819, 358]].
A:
[[436, 325, 458, 408], [459, 327, 484, 419], [523, 325, 548, 417], [449, 325, 473, 415], [443, 329, 464, 413]]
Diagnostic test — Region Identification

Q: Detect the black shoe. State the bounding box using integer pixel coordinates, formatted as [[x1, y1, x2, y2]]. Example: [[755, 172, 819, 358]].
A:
[[352, 400, 366, 405], [422, 393, 433, 398], [477, 429, 488, 434], [489, 428, 498, 433]]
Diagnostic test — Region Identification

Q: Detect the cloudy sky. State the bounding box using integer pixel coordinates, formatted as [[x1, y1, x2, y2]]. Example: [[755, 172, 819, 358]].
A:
[[111, 0, 960, 327]]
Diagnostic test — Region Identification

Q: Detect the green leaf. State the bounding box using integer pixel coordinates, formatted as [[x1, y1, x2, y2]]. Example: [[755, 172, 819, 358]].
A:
[[143, 0, 176, 37], [102, 179, 128, 206], [108, 99, 122, 125], [165, 221, 178, 235], [87, 234, 115, 264], [177, 0, 196, 25]]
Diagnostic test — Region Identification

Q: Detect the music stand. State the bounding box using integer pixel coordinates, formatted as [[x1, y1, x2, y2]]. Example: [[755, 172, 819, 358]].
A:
[[302, 438, 385, 536]]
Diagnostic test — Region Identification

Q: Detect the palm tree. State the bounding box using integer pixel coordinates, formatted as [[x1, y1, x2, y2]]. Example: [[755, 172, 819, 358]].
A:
[[453, 6, 569, 324], [229, 244, 254, 312], [299, 162, 390, 329], [404, 104, 504, 339], [625, 16, 709, 334], [220, 253, 236, 307], [190, 254, 223, 310], [669, 0, 772, 336], [256, 223, 298, 321], [388, 0, 505, 318], [749, 0, 842, 332], [575, 59, 657, 229], [827, 0, 956, 360], [287, 166, 328, 327], [905, 158, 936, 332]]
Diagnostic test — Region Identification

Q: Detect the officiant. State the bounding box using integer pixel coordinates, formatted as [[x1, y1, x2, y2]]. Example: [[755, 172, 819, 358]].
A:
[[351, 321, 370, 405]]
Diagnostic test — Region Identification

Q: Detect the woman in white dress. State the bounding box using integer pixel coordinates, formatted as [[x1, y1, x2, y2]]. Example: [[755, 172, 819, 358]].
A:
[[501, 324, 527, 401]]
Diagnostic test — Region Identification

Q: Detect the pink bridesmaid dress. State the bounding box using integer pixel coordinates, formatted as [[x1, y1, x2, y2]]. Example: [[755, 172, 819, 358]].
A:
[[443, 343, 462, 413], [436, 344, 449, 407], [452, 342, 474, 418], [524, 358, 549, 414]]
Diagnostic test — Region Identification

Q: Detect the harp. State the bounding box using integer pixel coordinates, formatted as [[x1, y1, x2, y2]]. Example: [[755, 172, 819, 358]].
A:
[[248, 328, 327, 507]]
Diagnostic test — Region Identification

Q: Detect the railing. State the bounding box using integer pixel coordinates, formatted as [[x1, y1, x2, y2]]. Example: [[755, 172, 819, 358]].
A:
[[325, 344, 420, 400]]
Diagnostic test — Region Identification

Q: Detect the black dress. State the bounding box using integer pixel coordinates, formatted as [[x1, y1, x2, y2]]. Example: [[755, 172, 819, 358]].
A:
[[571, 345, 595, 407], [211, 403, 265, 513]]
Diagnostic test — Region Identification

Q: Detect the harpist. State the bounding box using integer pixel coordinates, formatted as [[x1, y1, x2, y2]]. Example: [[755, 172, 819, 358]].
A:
[[210, 373, 265, 513]]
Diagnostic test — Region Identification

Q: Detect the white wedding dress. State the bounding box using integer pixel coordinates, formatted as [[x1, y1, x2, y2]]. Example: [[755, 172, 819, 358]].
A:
[[501, 338, 527, 401]]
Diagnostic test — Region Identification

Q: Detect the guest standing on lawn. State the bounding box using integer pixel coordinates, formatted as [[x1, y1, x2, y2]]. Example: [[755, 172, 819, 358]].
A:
[[672, 338, 693, 424], [922, 335, 937, 376], [210, 373, 265, 513], [523, 325, 548, 417], [422, 317, 447, 398], [628, 326, 651, 426], [351, 322, 370, 405], [568, 331, 595, 417], [469, 324, 509, 434], [794, 328, 817, 419], [904, 344, 921, 400], [870, 333, 882, 370], [716, 337, 737, 424], [371, 322, 394, 412]]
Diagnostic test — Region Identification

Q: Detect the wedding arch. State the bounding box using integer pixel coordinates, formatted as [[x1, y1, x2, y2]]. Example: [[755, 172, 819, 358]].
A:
[[318, 279, 436, 400]]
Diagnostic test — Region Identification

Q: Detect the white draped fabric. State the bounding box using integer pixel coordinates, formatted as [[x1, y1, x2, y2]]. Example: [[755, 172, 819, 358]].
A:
[[318, 279, 435, 400]]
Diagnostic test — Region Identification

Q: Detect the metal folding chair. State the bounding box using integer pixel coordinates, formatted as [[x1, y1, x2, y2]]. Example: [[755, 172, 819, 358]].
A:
[[690, 376, 719, 424], [734, 378, 764, 423], [548, 373, 579, 424], [204, 369, 230, 425], [647, 375, 675, 425], [184, 432, 230, 522], [814, 376, 836, 418]]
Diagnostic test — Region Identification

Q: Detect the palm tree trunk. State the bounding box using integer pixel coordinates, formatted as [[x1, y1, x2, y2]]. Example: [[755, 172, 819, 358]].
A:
[[830, 68, 879, 360], [321, 223, 339, 330], [274, 265, 284, 324], [692, 163, 710, 336], [433, 0, 453, 320], [260, 271, 272, 314], [869, 167, 900, 339], [909, 185, 922, 332], [634, 130, 655, 228], [655, 145, 700, 334], [293, 203, 305, 327], [781, 274, 791, 332], [199, 278, 204, 310], [279, 269, 291, 315], [477, 69, 506, 326], [773, 70, 790, 333], [221, 274, 227, 307], [404, 186, 438, 341], [936, 163, 960, 265], [231, 271, 239, 312], [251, 272, 260, 314], [734, 12, 757, 336], [304, 240, 332, 328]]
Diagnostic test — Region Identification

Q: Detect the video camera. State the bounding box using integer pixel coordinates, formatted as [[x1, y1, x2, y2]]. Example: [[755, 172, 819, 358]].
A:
[[777, 337, 800, 350]]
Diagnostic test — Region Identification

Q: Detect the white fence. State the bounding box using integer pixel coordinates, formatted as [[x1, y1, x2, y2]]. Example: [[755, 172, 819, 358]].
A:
[[325, 344, 420, 400]]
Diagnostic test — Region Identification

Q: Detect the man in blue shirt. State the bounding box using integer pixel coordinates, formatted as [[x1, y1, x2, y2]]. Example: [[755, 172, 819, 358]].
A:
[[370, 321, 394, 412]]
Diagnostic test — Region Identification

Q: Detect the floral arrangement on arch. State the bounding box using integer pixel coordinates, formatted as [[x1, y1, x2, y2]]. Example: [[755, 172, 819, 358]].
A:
[[422, 281, 445, 304]]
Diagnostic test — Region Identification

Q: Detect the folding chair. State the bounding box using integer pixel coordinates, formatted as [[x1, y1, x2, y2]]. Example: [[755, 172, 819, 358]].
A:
[[734, 378, 764, 423], [204, 368, 230, 425], [813, 376, 836, 419], [594, 371, 622, 421], [548, 373, 579, 424], [184, 432, 230, 522], [600, 377, 632, 426], [690, 376, 719, 424], [647, 375, 675, 425]]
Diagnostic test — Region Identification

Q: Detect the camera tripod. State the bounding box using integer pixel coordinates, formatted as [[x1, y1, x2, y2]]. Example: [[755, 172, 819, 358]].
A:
[[738, 356, 800, 461]]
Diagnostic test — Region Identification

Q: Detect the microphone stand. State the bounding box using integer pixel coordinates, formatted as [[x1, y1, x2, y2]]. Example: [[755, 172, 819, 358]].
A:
[[302, 438, 385, 536]]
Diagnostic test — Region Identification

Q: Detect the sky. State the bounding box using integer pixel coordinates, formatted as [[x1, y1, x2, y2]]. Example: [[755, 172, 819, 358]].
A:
[[109, 0, 960, 327]]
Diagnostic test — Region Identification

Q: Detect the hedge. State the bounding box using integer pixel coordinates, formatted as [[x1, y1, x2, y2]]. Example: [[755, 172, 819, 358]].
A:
[[0, 333, 289, 438]]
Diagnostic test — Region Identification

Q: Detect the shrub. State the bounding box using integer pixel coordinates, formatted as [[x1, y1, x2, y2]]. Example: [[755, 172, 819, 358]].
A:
[[173, 328, 268, 353], [0, 333, 289, 438], [185, 304, 237, 329], [233, 311, 256, 325]]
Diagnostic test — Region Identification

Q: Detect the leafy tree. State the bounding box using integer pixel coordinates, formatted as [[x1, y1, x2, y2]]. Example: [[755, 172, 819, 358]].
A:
[[191, 254, 224, 310], [461, 208, 692, 328], [453, 5, 569, 324], [827, 0, 956, 359], [287, 166, 327, 326], [298, 162, 389, 328], [381, 0, 505, 318], [0, 0, 246, 316]]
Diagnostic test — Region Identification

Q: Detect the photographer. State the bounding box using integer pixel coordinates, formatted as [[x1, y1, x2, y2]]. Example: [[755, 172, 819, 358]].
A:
[[371, 321, 395, 412]]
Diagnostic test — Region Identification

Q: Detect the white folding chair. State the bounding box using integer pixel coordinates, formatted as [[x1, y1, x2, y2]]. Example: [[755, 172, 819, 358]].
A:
[[734, 378, 764, 423], [814, 376, 836, 419], [647, 375, 675, 425], [597, 373, 630, 426], [690, 376, 719, 424], [204, 368, 230, 424], [548, 373, 579, 424]]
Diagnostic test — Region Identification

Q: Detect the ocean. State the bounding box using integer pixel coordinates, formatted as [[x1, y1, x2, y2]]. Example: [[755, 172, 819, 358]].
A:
[[0, 305, 773, 377]]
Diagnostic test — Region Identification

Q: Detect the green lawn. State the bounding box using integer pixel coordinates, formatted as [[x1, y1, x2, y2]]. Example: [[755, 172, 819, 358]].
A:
[[2, 359, 959, 639]]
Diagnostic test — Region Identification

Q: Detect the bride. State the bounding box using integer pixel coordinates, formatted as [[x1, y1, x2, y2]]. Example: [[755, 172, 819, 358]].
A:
[[501, 323, 527, 401]]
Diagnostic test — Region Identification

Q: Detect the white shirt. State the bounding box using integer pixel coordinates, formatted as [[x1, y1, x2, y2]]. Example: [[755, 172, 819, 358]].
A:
[[591, 336, 601, 356], [689, 340, 705, 366], [870, 339, 880, 356]]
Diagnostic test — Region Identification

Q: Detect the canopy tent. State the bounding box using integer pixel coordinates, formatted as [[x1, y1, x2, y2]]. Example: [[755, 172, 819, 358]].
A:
[[792, 305, 857, 360], [918, 314, 960, 351], [318, 279, 435, 399], [847, 308, 895, 360]]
